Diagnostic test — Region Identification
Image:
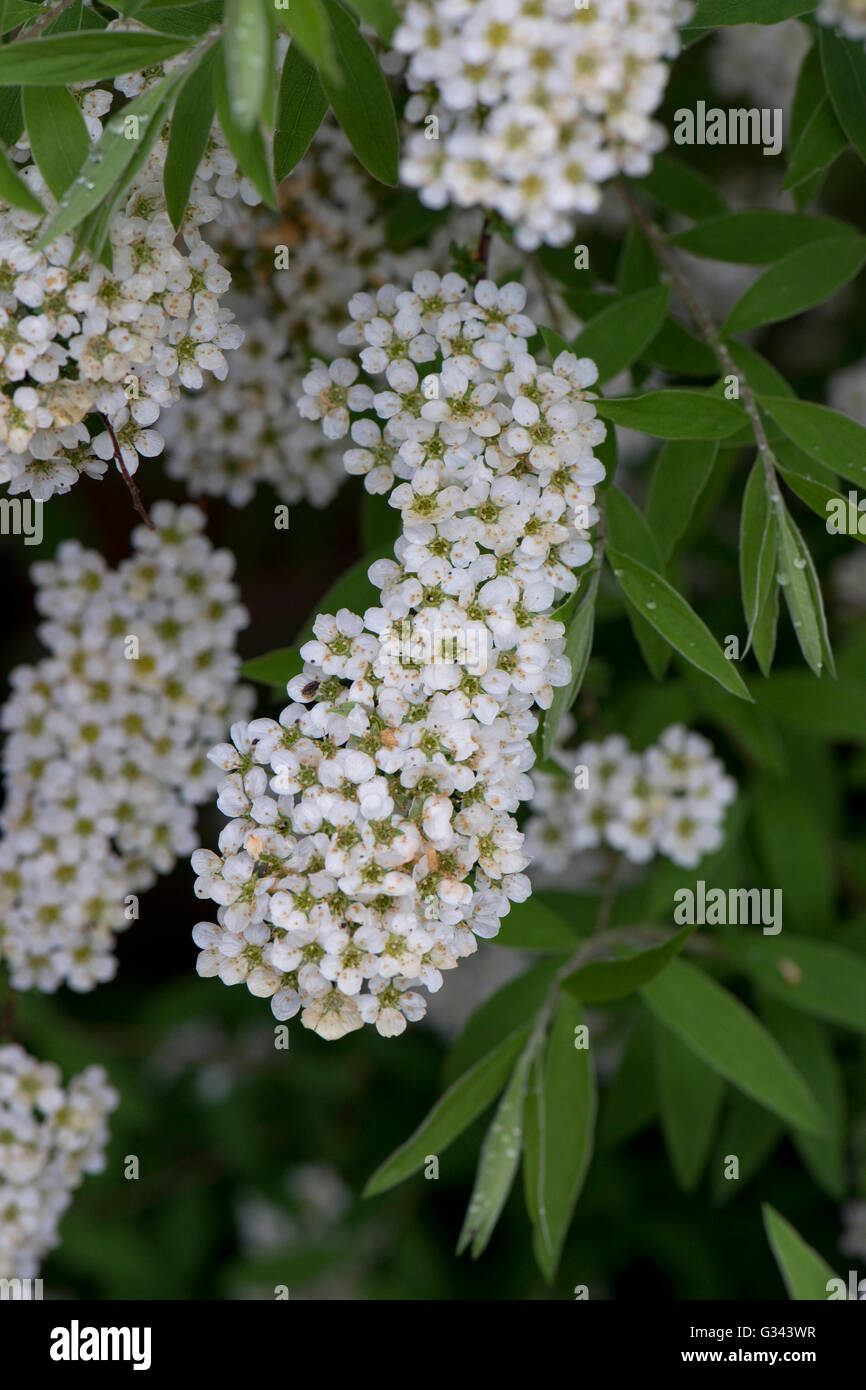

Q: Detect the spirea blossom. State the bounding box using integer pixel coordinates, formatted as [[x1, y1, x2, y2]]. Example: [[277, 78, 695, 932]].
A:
[[0, 1043, 117, 1281], [0, 74, 253, 503], [192, 270, 606, 1040], [819, 0, 866, 43], [394, 0, 692, 249], [525, 726, 737, 873], [0, 503, 252, 992]]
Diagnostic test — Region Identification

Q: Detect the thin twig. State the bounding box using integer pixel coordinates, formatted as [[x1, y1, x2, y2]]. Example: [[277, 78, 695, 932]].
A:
[[617, 179, 779, 492], [100, 415, 154, 529], [13, 0, 74, 40], [471, 215, 492, 280]]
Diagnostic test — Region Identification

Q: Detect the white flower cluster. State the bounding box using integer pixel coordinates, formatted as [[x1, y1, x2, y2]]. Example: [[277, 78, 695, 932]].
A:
[[525, 726, 736, 873], [163, 122, 445, 509], [0, 503, 252, 992], [192, 270, 606, 1039], [0, 1043, 117, 1281], [394, 0, 692, 250], [819, 0, 866, 43], [0, 75, 252, 503]]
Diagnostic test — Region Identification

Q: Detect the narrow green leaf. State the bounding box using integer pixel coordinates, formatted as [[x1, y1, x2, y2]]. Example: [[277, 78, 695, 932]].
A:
[[781, 96, 846, 194], [570, 286, 670, 384], [654, 1021, 724, 1192], [722, 237, 866, 337], [214, 50, 277, 208], [344, 0, 399, 41], [22, 86, 89, 202], [134, 0, 222, 36], [278, 0, 336, 76], [641, 957, 827, 1134], [761, 395, 866, 493], [527, 996, 595, 1280], [671, 210, 849, 265], [36, 74, 180, 247], [775, 499, 834, 677], [595, 391, 744, 441], [761, 1001, 845, 1199], [0, 31, 193, 84], [225, 0, 270, 131], [457, 1037, 534, 1258], [540, 563, 600, 759], [648, 440, 719, 561], [563, 928, 693, 1005], [164, 46, 217, 229], [608, 550, 753, 700], [726, 935, 866, 1035], [763, 1205, 839, 1300], [711, 1095, 781, 1203], [632, 152, 727, 221], [752, 777, 833, 934], [740, 462, 777, 655], [240, 645, 304, 689], [318, 0, 398, 186], [0, 142, 43, 215], [274, 42, 328, 181], [363, 1030, 526, 1197], [820, 26, 866, 170]]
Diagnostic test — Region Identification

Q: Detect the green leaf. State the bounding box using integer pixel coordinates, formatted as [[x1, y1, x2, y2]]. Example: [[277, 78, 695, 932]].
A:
[[763, 1205, 838, 1301], [0, 86, 23, 147], [295, 542, 392, 646], [631, 153, 726, 221], [752, 777, 833, 934], [134, 0, 222, 36], [214, 49, 277, 208], [654, 1021, 724, 1192], [0, 31, 193, 84], [595, 391, 744, 441], [443, 958, 561, 1087], [711, 1095, 781, 1203], [692, 0, 817, 20], [820, 27, 866, 171], [540, 563, 600, 759], [225, 0, 270, 131], [318, 0, 399, 186], [761, 1001, 845, 1199], [0, 141, 43, 216], [363, 1030, 527, 1197], [640, 957, 827, 1134], [648, 440, 719, 561], [0, 0, 44, 33], [607, 550, 753, 701], [492, 898, 582, 953], [164, 46, 217, 229], [723, 237, 866, 337], [539, 325, 569, 360], [761, 395, 866, 493], [22, 86, 89, 202], [775, 499, 834, 677], [606, 484, 671, 679], [570, 286, 670, 384], [726, 936, 866, 1035], [457, 1036, 534, 1258], [755, 671, 866, 741], [781, 97, 846, 195], [344, 0, 399, 41], [278, 0, 336, 76], [739, 462, 777, 657], [641, 317, 718, 377], [601, 1011, 658, 1147], [563, 928, 693, 1005], [274, 42, 328, 181], [240, 645, 304, 690], [671, 211, 849, 265], [36, 74, 181, 247], [525, 996, 595, 1280]]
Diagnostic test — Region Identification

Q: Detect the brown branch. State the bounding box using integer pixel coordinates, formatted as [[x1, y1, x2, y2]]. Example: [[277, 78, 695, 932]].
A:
[[12, 0, 74, 40], [617, 179, 779, 493], [100, 415, 154, 529]]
